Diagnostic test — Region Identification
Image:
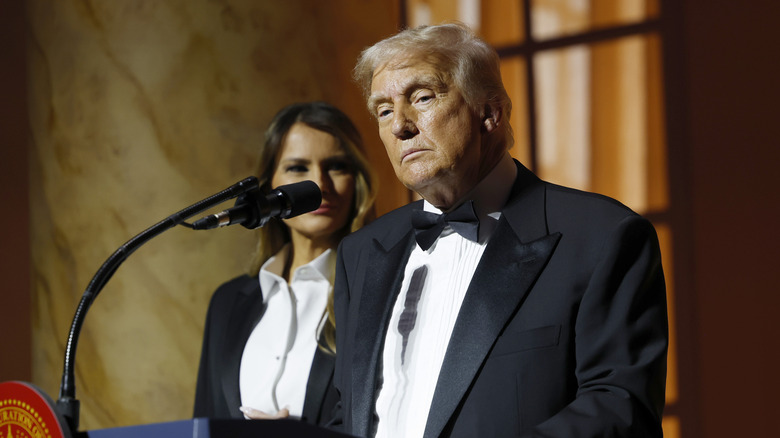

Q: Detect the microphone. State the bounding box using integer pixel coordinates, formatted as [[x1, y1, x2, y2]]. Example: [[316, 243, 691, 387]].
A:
[[191, 180, 322, 230]]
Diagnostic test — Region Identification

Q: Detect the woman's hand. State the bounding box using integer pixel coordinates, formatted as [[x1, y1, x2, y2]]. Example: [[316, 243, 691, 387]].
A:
[[239, 406, 290, 420]]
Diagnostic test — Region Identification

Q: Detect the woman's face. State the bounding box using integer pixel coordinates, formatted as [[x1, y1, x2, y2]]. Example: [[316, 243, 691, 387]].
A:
[[271, 122, 357, 246]]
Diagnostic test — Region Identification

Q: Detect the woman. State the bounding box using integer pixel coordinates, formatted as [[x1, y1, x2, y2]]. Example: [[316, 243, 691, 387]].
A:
[[194, 102, 376, 426]]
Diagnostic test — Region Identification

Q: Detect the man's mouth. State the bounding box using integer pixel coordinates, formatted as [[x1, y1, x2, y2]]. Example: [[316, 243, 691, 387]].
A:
[[401, 148, 427, 162]]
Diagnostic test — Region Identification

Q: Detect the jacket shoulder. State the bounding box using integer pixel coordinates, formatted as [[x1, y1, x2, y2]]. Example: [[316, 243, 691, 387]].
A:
[[544, 182, 643, 230], [342, 201, 419, 246], [206, 274, 259, 314]]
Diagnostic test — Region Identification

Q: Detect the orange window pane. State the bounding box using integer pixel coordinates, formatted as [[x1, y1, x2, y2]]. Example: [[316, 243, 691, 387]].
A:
[[644, 33, 668, 212], [534, 35, 667, 214], [405, 0, 524, 46], [481, 0, 525, 46], [662, 415, 681, 438], [531, 0, 659, 41], [534, 44, 592, 191], [655, 223, 678, 404], [406, 0, 476, 28], [500, 56, 531, 165], [589, 34, 665, 213]]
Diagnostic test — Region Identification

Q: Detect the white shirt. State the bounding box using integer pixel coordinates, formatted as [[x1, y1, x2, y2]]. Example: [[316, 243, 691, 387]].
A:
[[374, 153, 517, 438], [239, 245, 334, 418]]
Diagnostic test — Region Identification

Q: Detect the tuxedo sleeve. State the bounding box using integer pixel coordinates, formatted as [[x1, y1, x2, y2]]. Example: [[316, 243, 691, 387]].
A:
[[525, 215, 668, 437]]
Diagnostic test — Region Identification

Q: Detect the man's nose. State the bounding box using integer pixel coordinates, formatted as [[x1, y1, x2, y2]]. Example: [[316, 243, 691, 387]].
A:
[[391, 107, 418, 140]]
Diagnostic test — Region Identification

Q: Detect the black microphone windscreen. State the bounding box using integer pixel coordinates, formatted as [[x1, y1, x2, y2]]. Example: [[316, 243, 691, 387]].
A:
[[276, 181, 322, 218]]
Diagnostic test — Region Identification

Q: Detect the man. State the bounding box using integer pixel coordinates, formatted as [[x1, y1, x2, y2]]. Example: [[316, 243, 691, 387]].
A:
[[333, 23, 667, 438]]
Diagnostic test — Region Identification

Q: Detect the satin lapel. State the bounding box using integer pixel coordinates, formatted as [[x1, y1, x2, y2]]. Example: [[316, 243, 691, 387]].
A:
[[423, 161, 561, 438], [302, 346, 335, 424], [219, 280, 265, 418], [423, 221, 561, 438], [351, 232, 416, 437]]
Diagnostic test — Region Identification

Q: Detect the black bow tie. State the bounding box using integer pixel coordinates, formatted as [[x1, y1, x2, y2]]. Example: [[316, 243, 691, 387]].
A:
[[411, 200, 480, 250]]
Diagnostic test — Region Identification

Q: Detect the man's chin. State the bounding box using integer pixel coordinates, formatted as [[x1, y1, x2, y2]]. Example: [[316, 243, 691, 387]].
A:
[[400, 175, 435, 195], [405, 181, 467, 209]]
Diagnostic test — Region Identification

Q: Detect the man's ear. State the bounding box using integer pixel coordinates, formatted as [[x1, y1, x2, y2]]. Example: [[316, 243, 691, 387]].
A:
[[481, 103, 502, 133]]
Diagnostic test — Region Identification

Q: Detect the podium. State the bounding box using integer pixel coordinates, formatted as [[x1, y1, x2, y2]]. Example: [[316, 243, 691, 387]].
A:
[[75, 418, 354, 438], [1, 381, 352, 438]]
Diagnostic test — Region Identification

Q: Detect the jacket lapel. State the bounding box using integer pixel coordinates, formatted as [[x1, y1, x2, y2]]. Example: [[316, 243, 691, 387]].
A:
[[351, 217, 417, 437], [423, 224, 560, 437], [423, 161, 562, 438], [301, 346, 336, 424], [219, 278, 265, 418]]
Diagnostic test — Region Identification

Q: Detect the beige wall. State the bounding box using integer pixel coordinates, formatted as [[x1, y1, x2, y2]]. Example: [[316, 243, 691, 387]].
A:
[[26, 0, 400, 430]]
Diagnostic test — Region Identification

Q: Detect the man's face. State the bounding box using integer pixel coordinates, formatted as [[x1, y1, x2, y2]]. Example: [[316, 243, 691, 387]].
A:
[[368, 58, 485, 207]]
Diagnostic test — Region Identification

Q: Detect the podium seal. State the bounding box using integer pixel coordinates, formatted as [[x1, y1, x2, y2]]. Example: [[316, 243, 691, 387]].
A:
[[0, 381, 70, 438]]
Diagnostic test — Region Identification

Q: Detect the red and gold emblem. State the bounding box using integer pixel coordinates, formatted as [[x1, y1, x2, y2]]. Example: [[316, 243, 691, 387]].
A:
[[0, 382, 69, 438]]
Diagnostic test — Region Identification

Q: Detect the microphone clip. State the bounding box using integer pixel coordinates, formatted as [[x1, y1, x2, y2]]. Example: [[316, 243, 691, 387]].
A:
[[231, 186, 288, 230]]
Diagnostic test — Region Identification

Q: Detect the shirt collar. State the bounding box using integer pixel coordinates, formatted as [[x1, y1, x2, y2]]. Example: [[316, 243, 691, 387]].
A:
[[258, 244, 335, 304], [422, 152, 517, 240]]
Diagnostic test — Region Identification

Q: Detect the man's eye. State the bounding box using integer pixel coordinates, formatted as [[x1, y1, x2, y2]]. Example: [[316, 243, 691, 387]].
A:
[[378, 108, 392, 118], [417, 94, 433, 104]]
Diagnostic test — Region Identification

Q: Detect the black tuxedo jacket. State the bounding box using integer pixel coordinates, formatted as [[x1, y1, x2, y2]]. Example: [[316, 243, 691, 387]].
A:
[[194, 275, 339, 426], [332, 161, 668, 437]]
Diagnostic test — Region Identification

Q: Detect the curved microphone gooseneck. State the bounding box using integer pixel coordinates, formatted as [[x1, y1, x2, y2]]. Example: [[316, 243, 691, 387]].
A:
[[55, 176, 259, 434]]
